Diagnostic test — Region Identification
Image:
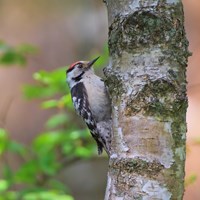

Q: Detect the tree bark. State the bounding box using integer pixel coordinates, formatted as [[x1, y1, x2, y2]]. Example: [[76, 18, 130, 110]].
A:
[[104, 0, 189, 199]]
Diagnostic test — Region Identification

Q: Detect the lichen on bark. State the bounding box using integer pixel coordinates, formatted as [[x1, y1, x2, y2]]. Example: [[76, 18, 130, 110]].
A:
[[104, 0, 189, 199]]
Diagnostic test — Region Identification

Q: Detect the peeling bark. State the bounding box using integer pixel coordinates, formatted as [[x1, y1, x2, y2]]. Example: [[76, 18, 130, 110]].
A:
[[104, 0, 189, 199]]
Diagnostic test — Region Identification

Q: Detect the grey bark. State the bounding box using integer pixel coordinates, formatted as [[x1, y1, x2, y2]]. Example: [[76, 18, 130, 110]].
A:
[[104, 0, 189, 199]]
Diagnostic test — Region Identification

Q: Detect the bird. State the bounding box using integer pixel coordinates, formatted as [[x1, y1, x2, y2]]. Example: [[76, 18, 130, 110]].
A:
[[66, 57, 112, 155]]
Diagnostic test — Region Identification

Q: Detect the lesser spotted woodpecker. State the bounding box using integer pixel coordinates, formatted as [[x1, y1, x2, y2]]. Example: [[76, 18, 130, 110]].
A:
[[66, 57, 112, 155]]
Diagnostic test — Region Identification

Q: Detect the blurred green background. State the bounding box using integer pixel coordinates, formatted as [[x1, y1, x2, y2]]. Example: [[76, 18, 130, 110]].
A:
[[0, 0, 108, 199]]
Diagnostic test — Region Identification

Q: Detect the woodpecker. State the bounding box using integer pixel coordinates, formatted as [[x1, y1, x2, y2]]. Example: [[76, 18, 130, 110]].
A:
[[66, 57, 112, 155]]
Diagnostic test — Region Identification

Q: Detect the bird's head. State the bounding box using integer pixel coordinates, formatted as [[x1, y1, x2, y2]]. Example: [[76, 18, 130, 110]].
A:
[[67, 56, 99, 74], [66, 56, 100, 87]]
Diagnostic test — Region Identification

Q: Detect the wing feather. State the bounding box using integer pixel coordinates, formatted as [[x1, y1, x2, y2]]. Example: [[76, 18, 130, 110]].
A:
[[71, 82, 103, 154]]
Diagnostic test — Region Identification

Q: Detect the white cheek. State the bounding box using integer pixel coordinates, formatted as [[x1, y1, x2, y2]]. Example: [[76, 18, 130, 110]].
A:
[[67, 72, 72, 82], [67, 71, 83, 88], [67, 72, 75, 87]]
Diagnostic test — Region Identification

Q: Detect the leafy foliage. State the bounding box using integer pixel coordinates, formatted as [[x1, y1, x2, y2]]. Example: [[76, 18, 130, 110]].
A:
[[0, 42, 108, 199], [0, 41, 36, 66]]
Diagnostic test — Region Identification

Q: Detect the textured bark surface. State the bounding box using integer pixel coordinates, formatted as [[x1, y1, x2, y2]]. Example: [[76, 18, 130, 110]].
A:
[[104, 0, 189, 199]]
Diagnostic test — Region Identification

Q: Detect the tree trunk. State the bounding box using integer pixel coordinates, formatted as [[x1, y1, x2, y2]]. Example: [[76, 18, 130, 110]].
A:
[[104, 0, 189, 199]]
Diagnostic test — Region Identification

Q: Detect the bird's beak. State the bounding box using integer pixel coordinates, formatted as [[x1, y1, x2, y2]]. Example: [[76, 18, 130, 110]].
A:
[[87, 56, 100, 68]]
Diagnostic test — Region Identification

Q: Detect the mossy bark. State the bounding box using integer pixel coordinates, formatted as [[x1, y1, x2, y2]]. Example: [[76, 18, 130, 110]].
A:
[[104, 0, 189, 199]]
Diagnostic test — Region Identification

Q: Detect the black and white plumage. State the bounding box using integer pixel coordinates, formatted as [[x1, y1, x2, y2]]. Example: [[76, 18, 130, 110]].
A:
[[66, 57, 112, 155]]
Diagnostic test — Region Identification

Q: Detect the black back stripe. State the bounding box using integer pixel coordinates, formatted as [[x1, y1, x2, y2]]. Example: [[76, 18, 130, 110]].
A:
[[71, 82, 102, 152], [71, 82, 86, 99]]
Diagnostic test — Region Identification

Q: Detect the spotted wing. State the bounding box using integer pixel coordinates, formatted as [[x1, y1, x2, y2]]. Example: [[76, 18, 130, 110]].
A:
[[71, 82, 103, 154]]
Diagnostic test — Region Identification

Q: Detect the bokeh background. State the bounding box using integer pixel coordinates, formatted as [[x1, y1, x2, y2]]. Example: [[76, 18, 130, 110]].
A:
[[0, 0, 199, 199]]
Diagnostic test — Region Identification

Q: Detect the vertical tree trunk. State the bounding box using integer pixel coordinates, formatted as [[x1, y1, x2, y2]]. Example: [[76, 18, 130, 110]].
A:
[[104, 0, 189, 199]]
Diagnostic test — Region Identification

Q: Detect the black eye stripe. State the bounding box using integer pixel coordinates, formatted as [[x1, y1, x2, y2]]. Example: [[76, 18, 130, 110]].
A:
[[72, 71, 85, 82]]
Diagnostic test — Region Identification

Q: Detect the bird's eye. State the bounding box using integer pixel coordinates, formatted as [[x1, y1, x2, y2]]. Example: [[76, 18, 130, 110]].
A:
[[77, 64, 83, 68]]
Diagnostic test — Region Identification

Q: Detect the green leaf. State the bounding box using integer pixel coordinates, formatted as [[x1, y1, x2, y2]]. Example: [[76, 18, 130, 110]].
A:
[[0, 128, 7, 138], [0, 191, 17, 200], [74, 146, 94, 158], [0, 50, 25, 65], [33, 131, 63, 153], [14, 161, 39, 183], [23, 85, 58, 99], [7, 141, 27, 157], [46, 113, 69, 129], [41, 99, 58, 109], [38, 152, 59, 175], [0, 128, 8, 154], [2, 165, 14, 183], [23, 66, 70, 100], [62, 143, 74, 155], [41, 95, 73, 109], [67, 130, 84, 140], [58, 95, 73, 109], [0, 42, 36, 66], [23, 191, 74, 200], [33, 68, 66, 86], [0, 179, 9, 192]]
